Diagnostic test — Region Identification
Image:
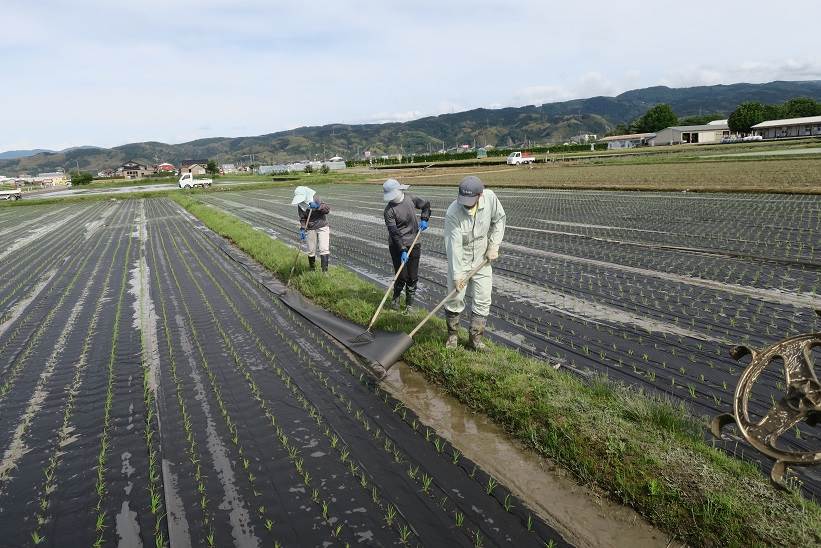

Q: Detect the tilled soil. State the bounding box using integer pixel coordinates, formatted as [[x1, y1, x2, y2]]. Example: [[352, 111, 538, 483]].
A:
[[197, 185, 821, 495], [0, 198, 567, 547]]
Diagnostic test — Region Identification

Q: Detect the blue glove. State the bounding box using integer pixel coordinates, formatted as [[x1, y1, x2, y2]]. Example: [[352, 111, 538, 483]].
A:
[[299, 228, 307, 241], [308, 201, 320, 209], [400, 250, 409, 264], [419, 220, 429, 231]]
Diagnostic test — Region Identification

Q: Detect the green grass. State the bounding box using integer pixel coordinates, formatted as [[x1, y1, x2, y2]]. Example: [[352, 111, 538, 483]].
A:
[[173, 193, 821, 547], [0, 170, 371, 209], [85, 176, 178, 189], [0, 180, 305, 208]]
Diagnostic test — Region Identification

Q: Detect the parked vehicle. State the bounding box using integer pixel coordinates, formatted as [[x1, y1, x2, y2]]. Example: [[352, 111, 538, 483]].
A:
[[506, 151, 536, 165], [0, 188, 22, 200], [742, 135, 763, 142], [178, 173, 213, 189]]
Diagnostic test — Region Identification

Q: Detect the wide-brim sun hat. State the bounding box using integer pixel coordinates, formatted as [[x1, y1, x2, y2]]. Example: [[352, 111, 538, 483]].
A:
[[291, 185, 316, 205], [382, 178, 409, 202], [457, 176, 484, 206]]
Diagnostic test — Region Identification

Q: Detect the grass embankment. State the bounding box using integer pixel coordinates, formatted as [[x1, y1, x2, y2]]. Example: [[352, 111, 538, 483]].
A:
[[172, 193, 821, 547], [0, 179, 309, 208], [85, 176, 177, 189], [0, 170, 371, 208], [379, 157, 821, 194]]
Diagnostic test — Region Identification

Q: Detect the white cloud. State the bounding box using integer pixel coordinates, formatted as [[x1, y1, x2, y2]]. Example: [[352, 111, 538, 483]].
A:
[[1, 1, 820, 151], [661, 58, 821, 88], [356, 111, 424, 124], [512, 72, 621, 106]]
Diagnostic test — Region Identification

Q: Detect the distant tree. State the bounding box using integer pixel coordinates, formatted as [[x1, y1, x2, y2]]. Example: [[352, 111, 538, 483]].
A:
[[608, 124, 630, 136], [633, 104, 678, 133], [782, 97, 821, 118], [763, 103, 784, 120], [206, 159, 219, 175], [728, 102, 767, 134], [70, 171, 93, 185]]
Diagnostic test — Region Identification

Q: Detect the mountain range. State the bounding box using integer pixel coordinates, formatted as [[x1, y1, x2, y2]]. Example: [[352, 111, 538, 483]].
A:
[[2, 80, 821, 174]]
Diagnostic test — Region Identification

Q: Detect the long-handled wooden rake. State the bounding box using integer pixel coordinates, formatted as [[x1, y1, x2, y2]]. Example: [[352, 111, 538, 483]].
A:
[[286, 208, 313, 287], [355, 258, 490, 374], [350, 230, 422, 344]]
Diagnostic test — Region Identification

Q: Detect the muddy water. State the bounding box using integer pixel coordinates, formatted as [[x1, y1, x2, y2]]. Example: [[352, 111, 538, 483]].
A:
[[382, 362, 674, 548]]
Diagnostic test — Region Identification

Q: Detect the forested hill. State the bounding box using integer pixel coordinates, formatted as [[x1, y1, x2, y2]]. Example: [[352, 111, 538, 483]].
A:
[[3, 80, 821, 174]]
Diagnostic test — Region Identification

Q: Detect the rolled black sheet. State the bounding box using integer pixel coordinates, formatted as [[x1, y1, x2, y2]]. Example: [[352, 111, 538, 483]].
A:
[[199, 226, 415, 368]]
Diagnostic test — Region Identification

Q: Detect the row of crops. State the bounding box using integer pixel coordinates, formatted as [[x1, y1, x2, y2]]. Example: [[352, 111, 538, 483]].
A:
[[0, 198, 566, 546], [199, 185, 821, 495]]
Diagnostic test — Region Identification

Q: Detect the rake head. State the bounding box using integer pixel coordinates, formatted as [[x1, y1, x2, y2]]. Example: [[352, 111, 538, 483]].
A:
[[349, 330, 376, 345]]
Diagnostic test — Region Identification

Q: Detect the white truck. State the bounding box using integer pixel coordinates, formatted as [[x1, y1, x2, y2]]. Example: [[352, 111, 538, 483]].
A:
[[506, 151, 536, 165], [178, 173, 213, 189], [0, 188, 22, 201]]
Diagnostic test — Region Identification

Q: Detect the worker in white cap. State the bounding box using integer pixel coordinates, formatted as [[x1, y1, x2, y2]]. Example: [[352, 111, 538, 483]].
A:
[[291, 186, 331, 272], [382, 179, 431, 312], [443, 176, 505, 350]]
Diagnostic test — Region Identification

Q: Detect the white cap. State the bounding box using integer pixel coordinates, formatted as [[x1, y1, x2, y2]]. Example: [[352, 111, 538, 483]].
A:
[[291, 186, 316, 205], [382, 179, 409, 202]]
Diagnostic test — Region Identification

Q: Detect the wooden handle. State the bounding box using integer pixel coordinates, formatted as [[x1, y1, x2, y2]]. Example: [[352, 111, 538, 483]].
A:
[[409, 259, 488, 338], [287, 208, 313, 286], [366, 230, 423, 330]]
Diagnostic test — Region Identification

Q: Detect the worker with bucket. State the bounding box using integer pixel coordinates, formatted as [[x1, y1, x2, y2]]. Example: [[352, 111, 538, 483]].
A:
[[382, 179, 431, 313], [443, 176, 506, 351], [291, 186, 332, 272]]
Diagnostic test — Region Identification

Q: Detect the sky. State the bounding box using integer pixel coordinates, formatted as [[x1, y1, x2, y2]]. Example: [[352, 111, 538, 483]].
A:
[[2, 0, 820, 151]]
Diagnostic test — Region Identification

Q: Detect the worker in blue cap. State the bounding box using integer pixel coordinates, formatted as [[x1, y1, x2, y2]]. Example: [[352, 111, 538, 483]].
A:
[[382, 179, 431, 312], [443, 176, 505, 350]]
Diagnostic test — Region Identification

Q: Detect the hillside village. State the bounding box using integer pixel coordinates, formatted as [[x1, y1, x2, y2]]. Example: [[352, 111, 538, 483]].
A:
[[3, 110, 818, 189]]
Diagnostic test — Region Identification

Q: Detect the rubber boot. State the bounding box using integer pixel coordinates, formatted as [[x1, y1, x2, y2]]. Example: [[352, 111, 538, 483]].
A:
[[388, 288, 402, 310], [445, 311, 460, 349], [320, 255, 329, 273], [467, 315, 489, 352], [387, 284, 404, 311], [308, 256, 316, 270], [403, 283, 416, 314]]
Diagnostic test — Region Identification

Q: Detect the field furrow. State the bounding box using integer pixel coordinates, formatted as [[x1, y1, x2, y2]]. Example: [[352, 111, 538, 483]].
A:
[[0, 189, 817, 546], [198, 185, 821, 490]]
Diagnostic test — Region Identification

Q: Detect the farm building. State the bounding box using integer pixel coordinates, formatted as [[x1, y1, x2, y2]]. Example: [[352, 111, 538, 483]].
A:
[[118, 161, 150, 179], [571, 133, 597, 144], [179, 159, 209, 174], [34, 171, 69, 186], [182, 163, 207, 176], [751, 115, 821, 139], [653, 122, 730, 146], [599, 133, 655, 149], [221, 163, 236, 173], [156, 162, 175, 172]]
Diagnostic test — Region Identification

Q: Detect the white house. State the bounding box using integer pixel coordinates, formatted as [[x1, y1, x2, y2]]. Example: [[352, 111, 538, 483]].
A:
[[751, 116, 821, 139], [599, 133, 656, 149], [571, 133, 597, 144], [653, 123, 730, 146], [221, 163, 236, 174]]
